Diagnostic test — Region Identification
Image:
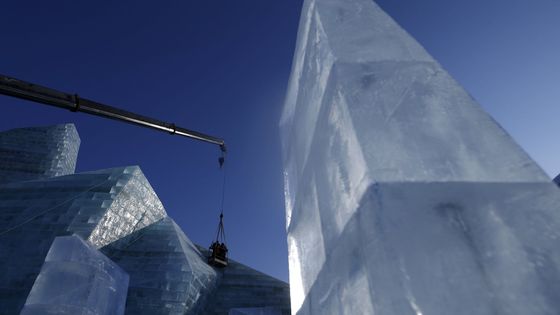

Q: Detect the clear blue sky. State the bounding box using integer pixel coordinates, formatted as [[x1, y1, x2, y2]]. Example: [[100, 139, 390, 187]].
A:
[[0, 0, 558, 282]]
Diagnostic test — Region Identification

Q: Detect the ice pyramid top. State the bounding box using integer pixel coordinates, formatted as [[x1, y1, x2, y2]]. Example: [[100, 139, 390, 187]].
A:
[[0, 123, 80, 185], [281, 0, 549, 184]]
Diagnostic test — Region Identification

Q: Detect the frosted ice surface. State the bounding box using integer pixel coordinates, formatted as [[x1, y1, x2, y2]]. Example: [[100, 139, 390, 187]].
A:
[[281, 0, 560, 314], [20, 235, 128, 315], [0, 124, 80, 185], [0, 166, 165, 313], [101, 217, 218, 315]]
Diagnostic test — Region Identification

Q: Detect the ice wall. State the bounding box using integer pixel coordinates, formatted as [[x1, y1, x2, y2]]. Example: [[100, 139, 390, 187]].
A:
[[0, 166, 165, 313], [20, 235, 129, 315], [281, 0, 560, 314], [0, 124, 80, 185]]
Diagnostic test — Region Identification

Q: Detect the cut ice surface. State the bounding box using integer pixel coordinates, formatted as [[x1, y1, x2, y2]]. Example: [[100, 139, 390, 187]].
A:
[[293, 182, 560, 315], [281, 0, 560, 314], [20, 235, 129, 315]]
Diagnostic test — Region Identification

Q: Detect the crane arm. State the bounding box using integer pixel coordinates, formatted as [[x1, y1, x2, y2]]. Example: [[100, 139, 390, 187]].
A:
[[0, 74, 226, 152]]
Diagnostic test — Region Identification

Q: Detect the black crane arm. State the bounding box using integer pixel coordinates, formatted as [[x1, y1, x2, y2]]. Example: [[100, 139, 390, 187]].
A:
[[0, 74, 226, 152]]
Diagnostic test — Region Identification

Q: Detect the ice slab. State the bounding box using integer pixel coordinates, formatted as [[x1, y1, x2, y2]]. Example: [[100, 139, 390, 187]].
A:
[[101, 217, 218, 315], [281, 0, 560, 314], [20, 235, 128, 315], [0, 124, 80, 185], [0, 166, 165, 313]]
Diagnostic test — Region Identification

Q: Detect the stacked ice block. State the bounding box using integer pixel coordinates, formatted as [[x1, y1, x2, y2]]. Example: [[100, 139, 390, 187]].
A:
[[0, 124, 80, 185]]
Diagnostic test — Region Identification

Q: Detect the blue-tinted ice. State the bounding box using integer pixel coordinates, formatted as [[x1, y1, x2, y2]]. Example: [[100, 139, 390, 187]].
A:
[[20, 235, 129, 315], [0, 124, 80, 185], [281, 0, 560, 314], [0, 166, 165, 313]]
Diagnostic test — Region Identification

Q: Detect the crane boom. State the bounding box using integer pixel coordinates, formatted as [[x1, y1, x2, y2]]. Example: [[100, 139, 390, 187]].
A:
[[0, 74, 226, 152]]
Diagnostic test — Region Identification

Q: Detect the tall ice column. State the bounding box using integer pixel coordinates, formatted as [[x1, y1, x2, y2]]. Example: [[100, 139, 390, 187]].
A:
[[280, 0, 560, 314]]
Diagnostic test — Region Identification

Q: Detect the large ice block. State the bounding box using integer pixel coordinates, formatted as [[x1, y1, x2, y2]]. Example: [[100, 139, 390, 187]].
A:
[[0, 124, 80, 185], [20, 235, 129, 315], [281, 0, 560, 314], [101, 217, 218, 315], [0, 166, 165, 313]]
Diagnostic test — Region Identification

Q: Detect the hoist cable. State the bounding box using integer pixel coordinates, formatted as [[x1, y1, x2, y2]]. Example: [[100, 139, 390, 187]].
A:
[[214, 150, 227, 244], [220, 160, 227, 215]]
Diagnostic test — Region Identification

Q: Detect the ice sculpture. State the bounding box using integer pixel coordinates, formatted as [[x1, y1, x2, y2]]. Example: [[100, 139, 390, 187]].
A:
[[0, 123, 291, 314], [0, 166, 165, 313], [20, 235, 129, 315], [101, 217, 218, 315], [0, 124, 80, 185], [281, 0, 560, 314]]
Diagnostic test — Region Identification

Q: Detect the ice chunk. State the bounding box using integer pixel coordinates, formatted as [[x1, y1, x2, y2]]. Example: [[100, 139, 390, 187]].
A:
[[20, 235, 129, 315], [281, 0, 560, 314]]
